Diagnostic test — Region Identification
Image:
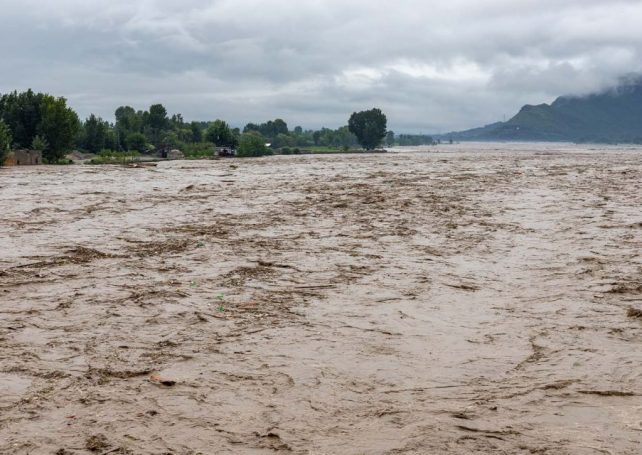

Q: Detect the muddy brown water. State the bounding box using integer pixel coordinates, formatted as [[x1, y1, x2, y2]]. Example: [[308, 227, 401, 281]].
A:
[[1, 143, 641, 454]]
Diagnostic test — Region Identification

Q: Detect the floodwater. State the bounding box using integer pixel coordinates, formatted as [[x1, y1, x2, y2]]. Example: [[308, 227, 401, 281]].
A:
[[1, 142, 641, 454]]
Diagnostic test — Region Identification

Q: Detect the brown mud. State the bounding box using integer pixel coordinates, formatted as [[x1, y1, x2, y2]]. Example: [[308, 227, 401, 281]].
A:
[[1, 143, 642, 454]]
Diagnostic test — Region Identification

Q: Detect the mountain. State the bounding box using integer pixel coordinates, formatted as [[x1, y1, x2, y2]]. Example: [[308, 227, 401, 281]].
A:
[[442, 78, 642, 143]]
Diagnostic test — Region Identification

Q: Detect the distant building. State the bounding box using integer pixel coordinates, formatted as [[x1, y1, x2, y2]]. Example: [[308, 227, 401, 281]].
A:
[[158, 147, 184, 160], [3, 149, 42, 166], [215, 146, 236, 157]]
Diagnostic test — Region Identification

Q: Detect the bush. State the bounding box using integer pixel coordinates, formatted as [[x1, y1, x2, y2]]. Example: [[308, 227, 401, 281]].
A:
[[161, 131, 186, 151], [183, 142, 214, 158], [126, 132, 148, 153], [31, 135, 48, 152], [237, 132, 270, 157]]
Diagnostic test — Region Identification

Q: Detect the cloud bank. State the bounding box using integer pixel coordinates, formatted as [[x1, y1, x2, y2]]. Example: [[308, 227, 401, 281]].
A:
[[1, 0, 641, 132]]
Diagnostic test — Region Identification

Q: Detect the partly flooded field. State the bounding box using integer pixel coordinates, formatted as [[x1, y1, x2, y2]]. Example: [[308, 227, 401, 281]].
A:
[[1, 143, 641, 454]]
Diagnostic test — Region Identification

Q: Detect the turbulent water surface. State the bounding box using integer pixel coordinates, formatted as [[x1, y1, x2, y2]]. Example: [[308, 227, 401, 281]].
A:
[[1, 143, 641, 454]]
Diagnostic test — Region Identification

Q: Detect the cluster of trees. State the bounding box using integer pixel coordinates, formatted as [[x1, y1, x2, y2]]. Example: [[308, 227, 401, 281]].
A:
[[109, 105, 240, 153], [1, 89, 402, 165], [0, 120, 11, 164], [241, 120, 359, 149], [237, 131, 269, 157], [0, 90, 80, 162], [0, 90, 248, 160], [243, 110, 390, 150], [107, 108, 376, 156], [397, 134, 436, 146], [88, 105, 233, 154], [346, 109, 434, 148]]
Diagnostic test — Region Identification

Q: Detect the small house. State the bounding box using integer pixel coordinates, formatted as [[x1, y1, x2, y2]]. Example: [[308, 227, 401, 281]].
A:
[[3, 149, 42, 166], [215, 146, 236, 157], [158, 147, 184, 160]]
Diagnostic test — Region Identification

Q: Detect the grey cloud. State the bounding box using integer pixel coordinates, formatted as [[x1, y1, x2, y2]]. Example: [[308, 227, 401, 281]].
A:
[[1, 0, 641, 132]]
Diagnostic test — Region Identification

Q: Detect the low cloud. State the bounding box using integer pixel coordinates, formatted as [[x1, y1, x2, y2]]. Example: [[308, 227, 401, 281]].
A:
[[1, 0, 641, 132]]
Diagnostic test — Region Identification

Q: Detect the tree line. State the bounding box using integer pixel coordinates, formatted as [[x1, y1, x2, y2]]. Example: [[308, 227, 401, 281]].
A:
[[0, 90, 79, 163], [1, 89, 430, 164]]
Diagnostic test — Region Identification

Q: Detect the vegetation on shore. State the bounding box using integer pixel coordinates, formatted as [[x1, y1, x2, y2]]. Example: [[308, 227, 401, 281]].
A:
[[0, 90, 79, 162], [0, 89, 437, 166], [88, 150, 141, 165], [0, 120, 11, 164]]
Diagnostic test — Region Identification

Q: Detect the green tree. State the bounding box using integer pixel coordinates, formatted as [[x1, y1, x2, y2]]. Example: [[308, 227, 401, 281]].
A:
[[115, 106, 142, 133], [115, 106, 135, 127], [126, 132, 147, 153], [348, 108, 387, 150], [242, 119, 288, 140], [0, 90, 84, 160], [0, 120, 11, 165], [170, 113, 184, 129], [205, 120, 237, 147], [397, 134, 434, 146], [147, 104, 168, 147], [237, 131, 270, 157], [148, 104, 168, 130], [174, 127, 193, 144], [272, 133, 294, 149], [334, 126, 358, 147], [80, 114, 110, 153], [190, 122, 203, 143], [38, 95, 80, 162], [243, 123, 260, 133], [115, 106, 143, 150], [161, 131, 184, 149], [31, 134, 48, 152], [0, 89, 45, 148], [270, 119, 288, 137], [104, 129, 118, 151]]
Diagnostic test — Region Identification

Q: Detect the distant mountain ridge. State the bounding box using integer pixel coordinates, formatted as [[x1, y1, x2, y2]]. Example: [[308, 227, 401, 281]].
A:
[[442, 78, 642, 143]]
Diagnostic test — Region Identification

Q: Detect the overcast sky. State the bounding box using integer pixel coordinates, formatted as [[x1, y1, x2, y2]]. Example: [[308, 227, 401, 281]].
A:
[[1, 0, 641, 133]]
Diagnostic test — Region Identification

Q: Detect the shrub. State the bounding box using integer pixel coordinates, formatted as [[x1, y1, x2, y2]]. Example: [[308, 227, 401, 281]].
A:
[[31, 135, 49, 152], [126, 132, 148, 153], [237, 132, 270, 157], [183, 142, 214, 158]]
